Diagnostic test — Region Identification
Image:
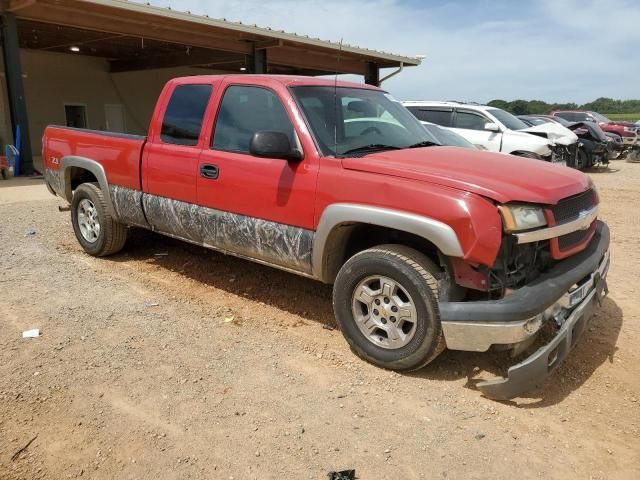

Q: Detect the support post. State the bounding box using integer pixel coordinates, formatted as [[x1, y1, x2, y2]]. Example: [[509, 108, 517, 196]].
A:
[[250, 46, 267, 74], [1, 11, 33, 175], [365, 62, 380, 87]]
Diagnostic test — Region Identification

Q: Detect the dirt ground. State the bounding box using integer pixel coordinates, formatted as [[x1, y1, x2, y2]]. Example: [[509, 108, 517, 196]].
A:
[[1, 160, 639, 480]]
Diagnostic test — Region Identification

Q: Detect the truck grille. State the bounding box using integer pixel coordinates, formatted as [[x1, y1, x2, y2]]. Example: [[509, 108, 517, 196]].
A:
[[557, 222, 595, 250], [550, 188, 596, 225]]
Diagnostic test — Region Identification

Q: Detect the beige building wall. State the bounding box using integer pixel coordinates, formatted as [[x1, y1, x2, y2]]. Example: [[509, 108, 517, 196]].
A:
[[0, 49, 223, 171]]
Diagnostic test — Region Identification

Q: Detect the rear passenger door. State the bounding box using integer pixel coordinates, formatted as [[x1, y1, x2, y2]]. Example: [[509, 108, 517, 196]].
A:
[[450, 109, 502, 152], [142, 81, 215, 239], [143, 82, 214, 203]]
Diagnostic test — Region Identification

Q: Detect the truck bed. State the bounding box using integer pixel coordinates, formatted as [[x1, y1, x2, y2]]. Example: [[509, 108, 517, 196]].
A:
[[43, 126, 146, 192]]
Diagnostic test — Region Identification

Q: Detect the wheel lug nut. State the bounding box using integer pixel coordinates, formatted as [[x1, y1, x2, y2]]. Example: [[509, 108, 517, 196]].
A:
[[375, 299, 381, 305], [384, 297, 390, 304], [373, 309, 379, 316], [391, 306, 398, 312], [381, 318, 387, 324], [390, 316, 396, 322]]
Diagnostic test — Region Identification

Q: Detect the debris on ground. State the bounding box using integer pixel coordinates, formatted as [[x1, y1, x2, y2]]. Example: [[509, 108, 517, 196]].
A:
[[11, 434, 38, 461], [23, 228, 36, 237], [327, 469, 356, 480], [22, 329, 40, 338], [145, 302, 160, 307]]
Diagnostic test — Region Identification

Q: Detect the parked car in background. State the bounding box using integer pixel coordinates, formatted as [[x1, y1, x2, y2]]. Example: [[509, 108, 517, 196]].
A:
[[515, 115, 579, 166], [42, 75, 610, 400], [549, 110, 638, 148], [403, 101, 567, 165], [420, 122, 478, 149], [524, 114, 618, 166]]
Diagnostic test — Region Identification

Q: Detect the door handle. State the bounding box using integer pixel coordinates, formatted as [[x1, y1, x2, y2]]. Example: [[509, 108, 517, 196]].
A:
[[200, 164, 219, 180]]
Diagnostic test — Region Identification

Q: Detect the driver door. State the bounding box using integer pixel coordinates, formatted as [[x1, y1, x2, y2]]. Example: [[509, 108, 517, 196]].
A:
[[196, 82, 319, 270]]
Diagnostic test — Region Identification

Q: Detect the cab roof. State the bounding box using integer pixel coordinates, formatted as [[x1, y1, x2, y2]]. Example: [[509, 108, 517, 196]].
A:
[[170, 74, 383, 90]]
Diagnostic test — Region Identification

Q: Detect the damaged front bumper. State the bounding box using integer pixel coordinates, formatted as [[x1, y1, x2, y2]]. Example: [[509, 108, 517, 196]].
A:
[[439, 221, 610, 400]]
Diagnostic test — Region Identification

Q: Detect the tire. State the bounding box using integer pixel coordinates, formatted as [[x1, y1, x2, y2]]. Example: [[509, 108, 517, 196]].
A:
[[332, 244, 445, 371], [575, 149, 589, 170], [71, 182, 127, 256]]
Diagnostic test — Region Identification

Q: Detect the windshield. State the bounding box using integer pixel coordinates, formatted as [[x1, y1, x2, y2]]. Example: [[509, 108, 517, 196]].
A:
[[521, 117, 547, 126], [422, 123, 476, 149], [291, 86, 440, 156], [551, 116, 571, 127], [487, 108, 529, 131], [590, 112, 611, 122]]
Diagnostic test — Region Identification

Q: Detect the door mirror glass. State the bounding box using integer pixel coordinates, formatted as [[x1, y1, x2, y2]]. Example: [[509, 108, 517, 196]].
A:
[[250, 131, 302, 161], [484, 122, 501, 132]]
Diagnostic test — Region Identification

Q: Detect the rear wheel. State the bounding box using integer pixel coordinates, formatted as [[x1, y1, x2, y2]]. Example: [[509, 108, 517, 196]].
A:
[[332, 244, 445, 371], [71, 182, 127, 256]]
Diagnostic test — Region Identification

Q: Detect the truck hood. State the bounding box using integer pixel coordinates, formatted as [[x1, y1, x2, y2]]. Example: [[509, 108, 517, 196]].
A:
[[341, 146, 591, 205], [520, 123, 578, 146]]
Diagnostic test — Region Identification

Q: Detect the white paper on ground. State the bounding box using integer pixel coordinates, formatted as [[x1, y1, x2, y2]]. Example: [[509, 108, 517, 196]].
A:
[[22, 329, 40, 338]]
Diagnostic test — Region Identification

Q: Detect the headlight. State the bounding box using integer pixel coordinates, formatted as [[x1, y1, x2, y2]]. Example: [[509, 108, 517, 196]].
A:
[[624, 127, 634, 133], [498, 204, 547, 232]]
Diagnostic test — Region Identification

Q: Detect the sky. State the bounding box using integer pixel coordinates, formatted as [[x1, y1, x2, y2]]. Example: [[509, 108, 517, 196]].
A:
[[144, 0, 640, 104]]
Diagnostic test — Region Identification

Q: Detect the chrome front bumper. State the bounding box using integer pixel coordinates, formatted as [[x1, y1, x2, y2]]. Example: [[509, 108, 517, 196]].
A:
[[442, 250, 609, 353], [476, 257, 608, 400], [439, 220, 610, 400]]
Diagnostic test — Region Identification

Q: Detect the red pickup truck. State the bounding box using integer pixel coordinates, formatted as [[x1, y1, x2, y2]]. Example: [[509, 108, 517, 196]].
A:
[[43, 75, 610, 399]]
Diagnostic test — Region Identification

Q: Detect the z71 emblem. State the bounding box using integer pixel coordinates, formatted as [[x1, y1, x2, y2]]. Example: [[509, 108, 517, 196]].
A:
[[50, 156, 60, 165]]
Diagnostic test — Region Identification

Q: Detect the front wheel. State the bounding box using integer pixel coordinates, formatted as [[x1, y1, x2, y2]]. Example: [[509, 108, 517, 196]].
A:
[[71, 183, 127, 256], [332, 244, 445, 371], [575, 149, 590, 170]]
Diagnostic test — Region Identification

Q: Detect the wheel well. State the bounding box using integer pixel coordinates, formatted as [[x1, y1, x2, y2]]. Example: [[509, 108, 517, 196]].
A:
[[322, 223, 442, 284], [67, 167, 98, 192]]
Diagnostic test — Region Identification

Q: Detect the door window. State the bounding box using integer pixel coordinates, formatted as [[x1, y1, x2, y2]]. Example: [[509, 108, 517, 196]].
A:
[[455, 111, 489, 131], [212, 86, 295, 154], [406, 107, 453, 127], [160, 84, 213, 146]]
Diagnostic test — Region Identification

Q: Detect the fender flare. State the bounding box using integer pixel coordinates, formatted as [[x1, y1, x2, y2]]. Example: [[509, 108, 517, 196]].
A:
[[312, 203, 464, 282], [60, 156, 118, 219]]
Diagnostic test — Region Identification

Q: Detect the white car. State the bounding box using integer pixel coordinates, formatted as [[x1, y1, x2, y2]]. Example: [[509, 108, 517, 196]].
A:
[[403, 101, 567, 164]]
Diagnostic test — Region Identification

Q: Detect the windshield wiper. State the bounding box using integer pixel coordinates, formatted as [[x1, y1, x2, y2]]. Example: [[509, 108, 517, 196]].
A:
[[340, 144, 402, 156], [407, 140, 441, 148]]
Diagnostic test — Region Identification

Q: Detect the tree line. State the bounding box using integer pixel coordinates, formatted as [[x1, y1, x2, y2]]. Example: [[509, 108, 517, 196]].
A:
[[487, 97, 640, 115]]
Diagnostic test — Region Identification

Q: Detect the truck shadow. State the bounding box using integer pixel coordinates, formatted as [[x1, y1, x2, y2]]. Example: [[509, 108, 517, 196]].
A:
[[110, 228, 622, 407], [110, 228, 336, 325]]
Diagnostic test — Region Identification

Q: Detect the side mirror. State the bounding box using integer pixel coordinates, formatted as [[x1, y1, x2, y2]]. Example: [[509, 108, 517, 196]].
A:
[[249, 131, 302, 162], [484, 122, 501, 132]]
